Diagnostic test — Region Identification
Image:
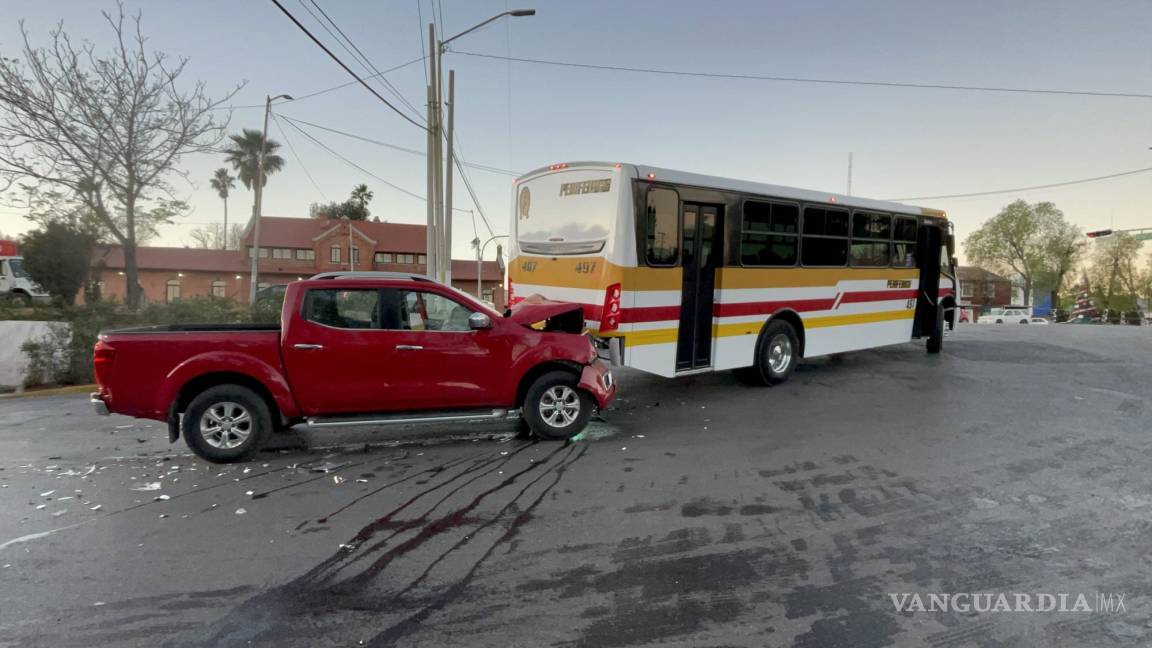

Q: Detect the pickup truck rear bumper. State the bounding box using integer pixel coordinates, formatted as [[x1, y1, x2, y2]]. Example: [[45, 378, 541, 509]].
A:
[[91, 392, 109, 416], [578, 360, 616, 411]]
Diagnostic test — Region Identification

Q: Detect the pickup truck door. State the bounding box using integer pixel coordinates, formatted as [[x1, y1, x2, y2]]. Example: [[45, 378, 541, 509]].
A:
[[281, 286, 501, 415]]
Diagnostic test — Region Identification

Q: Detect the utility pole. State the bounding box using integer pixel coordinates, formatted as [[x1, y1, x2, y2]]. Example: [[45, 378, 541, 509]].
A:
[[846, 152, 853, 197], [250, 93, 293, 303], [444, 70, 455, 284], [426, 10, 535, 284]]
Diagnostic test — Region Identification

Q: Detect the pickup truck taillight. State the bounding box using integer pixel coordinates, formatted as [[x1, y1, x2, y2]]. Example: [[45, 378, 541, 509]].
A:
[[93, 341, 115, 388], [598, 283, 622, 332]]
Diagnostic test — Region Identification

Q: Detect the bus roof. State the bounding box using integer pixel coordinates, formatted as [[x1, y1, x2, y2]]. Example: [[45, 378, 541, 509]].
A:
[[516, 161, 944, 220]]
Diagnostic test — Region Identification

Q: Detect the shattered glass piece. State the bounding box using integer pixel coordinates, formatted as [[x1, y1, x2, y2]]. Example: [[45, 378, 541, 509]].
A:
[[130, 482, 162, 492], [154, 494, 170, 501], [235, 508, 247, 515]]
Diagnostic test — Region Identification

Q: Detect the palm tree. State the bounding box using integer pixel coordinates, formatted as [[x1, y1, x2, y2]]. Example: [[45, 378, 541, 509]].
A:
[[351, 184, 373, 211], [208, 168, 236, 249], [223, 129, 285, 227]]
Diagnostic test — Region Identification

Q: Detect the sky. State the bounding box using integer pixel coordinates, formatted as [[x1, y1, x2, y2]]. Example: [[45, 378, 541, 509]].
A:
[[0, 0, 1149, 263]]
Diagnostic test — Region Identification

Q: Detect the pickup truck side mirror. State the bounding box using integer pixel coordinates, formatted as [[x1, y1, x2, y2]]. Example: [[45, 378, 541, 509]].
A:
[[468, 312, 492, 330]]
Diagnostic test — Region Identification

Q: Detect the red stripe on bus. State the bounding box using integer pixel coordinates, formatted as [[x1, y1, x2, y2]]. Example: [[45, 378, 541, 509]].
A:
[[839, 289, 918, 304], [714, 298, 835, 317]]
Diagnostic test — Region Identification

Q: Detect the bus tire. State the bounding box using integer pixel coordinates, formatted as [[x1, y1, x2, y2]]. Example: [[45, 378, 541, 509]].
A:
[[927, 303, 944, 354], [752, 319, 800, 385]]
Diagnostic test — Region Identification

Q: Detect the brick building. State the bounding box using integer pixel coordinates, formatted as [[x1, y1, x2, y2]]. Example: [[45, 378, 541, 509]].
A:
[[91, 217, 504, 306], [956, 266, 1012, 310]]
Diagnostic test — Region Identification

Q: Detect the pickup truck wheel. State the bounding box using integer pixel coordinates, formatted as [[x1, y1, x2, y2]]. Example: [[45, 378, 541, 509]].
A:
[[183, 385, 271, 463], [523, 371, 593, 441]]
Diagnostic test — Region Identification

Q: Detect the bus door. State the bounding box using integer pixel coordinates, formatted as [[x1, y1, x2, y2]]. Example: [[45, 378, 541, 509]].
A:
[[676, 203, 722, 371], [913, 221, 943, 337]]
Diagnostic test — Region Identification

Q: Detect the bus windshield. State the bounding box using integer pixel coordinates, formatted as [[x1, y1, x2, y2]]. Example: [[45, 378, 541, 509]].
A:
[[515, 169, 616, 255], [8, 258, 28, 278]]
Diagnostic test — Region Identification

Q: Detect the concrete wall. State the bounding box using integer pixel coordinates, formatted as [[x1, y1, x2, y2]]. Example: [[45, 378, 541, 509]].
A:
[[0, 321, 62, 388]]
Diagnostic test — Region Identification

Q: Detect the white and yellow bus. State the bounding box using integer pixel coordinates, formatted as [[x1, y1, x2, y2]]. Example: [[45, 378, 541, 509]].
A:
[[508, 162, 957, 382]]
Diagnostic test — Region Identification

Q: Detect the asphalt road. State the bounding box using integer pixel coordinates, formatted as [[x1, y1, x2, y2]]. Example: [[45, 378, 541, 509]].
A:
[[1, 324, 1151, 647]]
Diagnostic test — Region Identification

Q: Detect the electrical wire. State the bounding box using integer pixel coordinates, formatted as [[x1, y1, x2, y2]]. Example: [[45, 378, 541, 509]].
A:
[[270, 0, 429, 131], [279, 114, 474, 213], [303, 0, 426, 122], [455, 51, 1152, 100], [888, 166, 1152, 201], [270, 113, 330, 202], [277, 114, 521, 176]]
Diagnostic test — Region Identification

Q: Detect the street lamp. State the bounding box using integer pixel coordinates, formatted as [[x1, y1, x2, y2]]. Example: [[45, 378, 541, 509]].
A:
[[249, 93, 293, 303], [427, 10, 534, 285], [476, 234, 509, 300]]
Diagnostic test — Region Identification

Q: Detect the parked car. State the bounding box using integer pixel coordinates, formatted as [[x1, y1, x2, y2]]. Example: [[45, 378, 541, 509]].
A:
[[1028, 317, 1050, 325], [91, 272, 616, 462], [977, 308, 1032, 324]]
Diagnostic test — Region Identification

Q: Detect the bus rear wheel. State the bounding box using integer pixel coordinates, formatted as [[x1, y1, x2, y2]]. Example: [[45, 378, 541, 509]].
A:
[[748, 319, 799, 385]]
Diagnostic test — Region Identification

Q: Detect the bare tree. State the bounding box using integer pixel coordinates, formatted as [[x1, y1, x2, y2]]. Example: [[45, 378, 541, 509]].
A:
[[188, 222, 244, 250], [0, 4, 238, 306]]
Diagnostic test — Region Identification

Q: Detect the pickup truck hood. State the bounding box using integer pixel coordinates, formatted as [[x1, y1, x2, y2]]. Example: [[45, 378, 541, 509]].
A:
[[506, 296, 585, 326]]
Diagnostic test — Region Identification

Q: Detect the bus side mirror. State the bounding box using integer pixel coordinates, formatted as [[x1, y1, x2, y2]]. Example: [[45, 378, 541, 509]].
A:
[[950, 256, 958, 271], [496, 244, 505, 273]]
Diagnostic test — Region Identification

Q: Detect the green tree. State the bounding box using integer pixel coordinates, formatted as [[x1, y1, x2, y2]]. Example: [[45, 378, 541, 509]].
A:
[[309, 185, 373, 221], [0, 6, 236, 307], [208, 168, 236, 249], [21, 221, 97, 305], [351, 184, 373, 212], [964, 200, 1074, 305], [1087, 233, 1143, 312]]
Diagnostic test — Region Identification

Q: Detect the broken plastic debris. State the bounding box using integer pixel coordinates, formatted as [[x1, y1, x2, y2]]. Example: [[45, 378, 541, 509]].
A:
[[154, 494, 170, 501], [34, 504, 46, 510], [235, 508, 247, 515], [93, 601, 105, 606], [338, 542, 358, 552], [39, 490, 55, 497], [242, 467, 251, 474], [332, 476, 346, 485], [308, 462, 345, 473], [90, 504, 102, 511], [245, 490, 255, 497], [355, 479, 368, 483], [52, 510, 66, 517], [158, 514, 168, 519], [130, 482, 162, 492]]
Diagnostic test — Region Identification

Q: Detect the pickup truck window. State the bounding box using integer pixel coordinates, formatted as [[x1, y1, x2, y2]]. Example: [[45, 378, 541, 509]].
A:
[[304, 289, 380, 329], [396, 290, 473, 332]]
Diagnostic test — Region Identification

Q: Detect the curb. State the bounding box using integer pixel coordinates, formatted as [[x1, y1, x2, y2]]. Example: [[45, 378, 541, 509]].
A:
[[0, 384, 96, 399]]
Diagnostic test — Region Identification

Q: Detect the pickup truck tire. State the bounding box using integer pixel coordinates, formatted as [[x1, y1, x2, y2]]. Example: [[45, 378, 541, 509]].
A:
[[182, 384, 271, 463], [523, 371, 593, 441]]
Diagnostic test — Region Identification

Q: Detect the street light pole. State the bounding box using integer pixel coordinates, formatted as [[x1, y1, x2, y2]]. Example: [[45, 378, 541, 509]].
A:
[[250, 93, 293, 303], [477, 234, 509, 299], [429, 9, 534, 285]]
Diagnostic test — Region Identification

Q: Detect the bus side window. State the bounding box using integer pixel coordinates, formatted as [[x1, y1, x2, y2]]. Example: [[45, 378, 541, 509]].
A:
[[645, 187, 679, 266], [801, 206, 849, 266], [892, 217, 918, 267], [741, 200, 798, 266]]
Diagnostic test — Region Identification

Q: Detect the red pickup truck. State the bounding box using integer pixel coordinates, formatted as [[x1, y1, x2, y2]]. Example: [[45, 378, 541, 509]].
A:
[[92, 272, 615, 463]]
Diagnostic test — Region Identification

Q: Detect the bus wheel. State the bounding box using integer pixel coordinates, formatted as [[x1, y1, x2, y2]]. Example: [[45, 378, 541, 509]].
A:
[[753, 320, 799, 385], [927, 303, 944, 354]]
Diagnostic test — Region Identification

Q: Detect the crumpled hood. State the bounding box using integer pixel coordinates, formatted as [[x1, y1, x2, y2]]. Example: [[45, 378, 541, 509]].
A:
[[506, 295, 584, 325]]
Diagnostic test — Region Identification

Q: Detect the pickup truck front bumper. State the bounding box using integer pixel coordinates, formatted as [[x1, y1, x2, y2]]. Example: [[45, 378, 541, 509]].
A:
[[90, 392, 109, 416], [578, 360, 616, 411]]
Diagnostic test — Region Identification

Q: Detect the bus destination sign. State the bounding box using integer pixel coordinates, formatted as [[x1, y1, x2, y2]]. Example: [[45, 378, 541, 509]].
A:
[[559, 179, 611, 197]]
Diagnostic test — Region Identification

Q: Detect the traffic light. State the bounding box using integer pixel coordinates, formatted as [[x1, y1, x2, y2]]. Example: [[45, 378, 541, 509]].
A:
[[1086, 229, 1113, 238]]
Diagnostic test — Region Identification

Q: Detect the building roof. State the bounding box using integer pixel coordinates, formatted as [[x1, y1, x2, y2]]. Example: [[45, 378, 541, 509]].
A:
[[451, 260, 502, 282], [957, 265, 1010, 282], [242, 216, 426, 253], [94, 246, 247, 273]]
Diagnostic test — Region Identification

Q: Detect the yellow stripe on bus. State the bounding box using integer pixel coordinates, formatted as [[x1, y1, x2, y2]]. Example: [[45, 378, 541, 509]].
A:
[[805, 309, 915, 329], [623, 309, 915, 347]]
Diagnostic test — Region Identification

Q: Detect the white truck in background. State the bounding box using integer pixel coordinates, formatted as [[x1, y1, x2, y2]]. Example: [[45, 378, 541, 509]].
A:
[[0, 256, 50, 304]]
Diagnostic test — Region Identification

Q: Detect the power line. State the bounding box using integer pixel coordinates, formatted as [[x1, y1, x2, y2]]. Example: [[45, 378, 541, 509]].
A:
[[277, 114, 521, 176], [455, 51, 1152, 100], [270, 113, 330, 202], [279, 115, 474, 214], [270, 0, 429, 131], [447, 133, 496, 237], [302, 0, 425, 122], [888, 166, 1152, 201], [416, 0, 429, 86], [293, 55, 426, 102]]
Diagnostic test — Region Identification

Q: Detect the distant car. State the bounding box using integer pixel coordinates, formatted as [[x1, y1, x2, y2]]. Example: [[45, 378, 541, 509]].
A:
[[254, 284, 288, 302], [978, 308, 1032, 324], [1028, 317, 1050, 325]]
